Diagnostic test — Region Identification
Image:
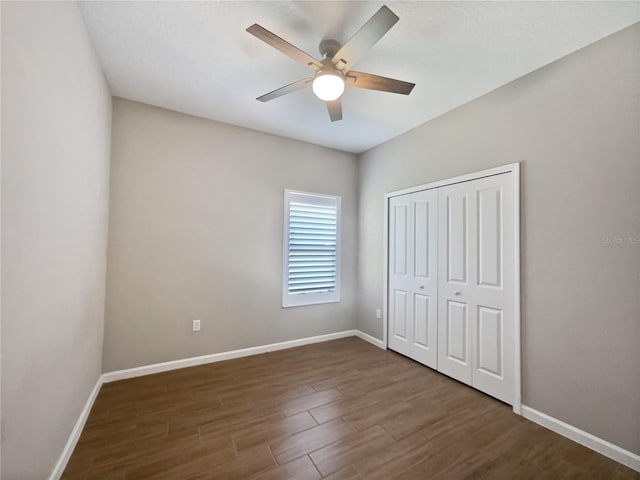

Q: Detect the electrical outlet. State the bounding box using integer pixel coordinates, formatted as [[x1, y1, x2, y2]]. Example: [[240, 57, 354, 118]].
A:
[[375, 308, 382, 319], [192, 319, 201, 332]]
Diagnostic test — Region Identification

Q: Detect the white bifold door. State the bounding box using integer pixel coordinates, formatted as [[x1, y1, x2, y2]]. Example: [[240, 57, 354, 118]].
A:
[[388, 189, 438, 368], [388, 172, 516, 405]]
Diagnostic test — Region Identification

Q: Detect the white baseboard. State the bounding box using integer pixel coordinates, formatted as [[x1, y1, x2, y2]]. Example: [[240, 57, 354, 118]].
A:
[[521, 405, 640, 473], [102, 330, 361, 383], [49, 376, 103, 480], [355, 329, 386, 349]]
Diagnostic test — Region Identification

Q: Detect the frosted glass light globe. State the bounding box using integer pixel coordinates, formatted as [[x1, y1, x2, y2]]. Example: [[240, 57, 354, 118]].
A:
[[312, 73, 345, 101]]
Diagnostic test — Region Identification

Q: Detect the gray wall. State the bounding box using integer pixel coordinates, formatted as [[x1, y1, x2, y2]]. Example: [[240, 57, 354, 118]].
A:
[[1, 2, 112, 479], [104, 98, 358, 372], [357, 23, 640, 454]]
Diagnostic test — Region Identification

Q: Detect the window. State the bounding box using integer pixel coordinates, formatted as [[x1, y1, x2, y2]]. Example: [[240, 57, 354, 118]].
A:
[[282, 190, 341, 307]]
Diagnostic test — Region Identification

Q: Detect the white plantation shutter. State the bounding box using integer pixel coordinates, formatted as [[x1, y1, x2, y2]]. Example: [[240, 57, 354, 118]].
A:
[[283, 190, 341, 307], [288, 203, 337, 293]]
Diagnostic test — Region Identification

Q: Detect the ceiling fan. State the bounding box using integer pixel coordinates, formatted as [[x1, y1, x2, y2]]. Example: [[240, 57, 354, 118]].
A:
[[246, 5, 415, 122]]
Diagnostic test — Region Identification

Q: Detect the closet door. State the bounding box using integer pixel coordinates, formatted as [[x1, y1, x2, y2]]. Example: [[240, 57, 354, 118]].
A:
[[388, 191, 438, 368], [471, 174, 515, 404], [388, 194, 413, 357], [409, 189, 438, 368], [437, 173, 515, 404], [437, 183, 473, 385]]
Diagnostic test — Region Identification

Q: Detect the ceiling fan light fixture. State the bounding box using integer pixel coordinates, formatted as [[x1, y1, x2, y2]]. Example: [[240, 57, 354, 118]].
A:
[[312, 71, 345, 101]]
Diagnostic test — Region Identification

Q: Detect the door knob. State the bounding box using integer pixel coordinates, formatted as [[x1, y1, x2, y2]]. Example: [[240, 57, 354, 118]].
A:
[[454, 291, 461, 296], [419, 286, 425, 289]]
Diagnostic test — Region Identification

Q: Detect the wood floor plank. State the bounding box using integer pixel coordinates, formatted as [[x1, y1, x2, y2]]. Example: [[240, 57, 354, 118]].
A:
[[199, 410, 284, 446], [221, 381, 316, 406], [278, 388, 343, 417], [308, 395, 379, 425], [460, 450, 546, 480], [61, 337, 638, 480], [350, 432, 436, 480], [209, 444, 277, 480], [308, 369, 361, 392], [247, 456, 321, 480], [321, 465, 362, 480], [378, 400, 448, 440], [309, 425, 395, 476], [269, 418, 354, 465], [90, 425, 202, 471], [233, 411, 318, 453], [76, 417, 168, 452], [393, 440, 485, 479], [336, 362, 422, 399], [341, 399, 412, 432], [123, 442, 236, 480]]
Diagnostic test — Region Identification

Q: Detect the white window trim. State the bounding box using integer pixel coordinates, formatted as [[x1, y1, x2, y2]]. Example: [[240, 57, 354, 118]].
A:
[[282, 189, 341, 308]]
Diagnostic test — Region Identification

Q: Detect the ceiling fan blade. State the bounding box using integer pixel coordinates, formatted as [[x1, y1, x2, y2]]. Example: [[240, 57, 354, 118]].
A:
[[326, 99, 342, 122], [257, 77, 313, 102], [346, 71, 415, 95], [247, 24, 322, 69], [331, 5, 398, 71]]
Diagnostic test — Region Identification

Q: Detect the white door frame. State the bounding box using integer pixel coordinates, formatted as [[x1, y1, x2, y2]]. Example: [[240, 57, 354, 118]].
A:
[[382, 162, 521, 414]]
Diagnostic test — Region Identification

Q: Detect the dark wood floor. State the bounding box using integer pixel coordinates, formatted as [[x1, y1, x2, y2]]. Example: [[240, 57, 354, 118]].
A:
[[63, 337, 639, 480]]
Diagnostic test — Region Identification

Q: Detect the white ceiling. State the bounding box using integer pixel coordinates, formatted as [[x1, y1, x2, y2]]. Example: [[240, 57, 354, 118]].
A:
[[79, 1, 640, 153]]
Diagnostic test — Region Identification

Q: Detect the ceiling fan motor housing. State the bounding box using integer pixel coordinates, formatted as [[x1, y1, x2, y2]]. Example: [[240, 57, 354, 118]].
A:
[[318, 39, 341, 59]]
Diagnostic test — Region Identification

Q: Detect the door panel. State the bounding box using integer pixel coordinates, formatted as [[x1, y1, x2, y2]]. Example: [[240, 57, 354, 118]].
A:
[[446, 193, 468, 284], [477, 306, 503, 377], [478, 187, 502, 288], [413, 294, 429, 347], [471, 175, 514, 404], [393, 290, 408, 338], [438, 173, 514, 403], [446, 301, 468, 363], [393, 204, 408, 275], [439, 299, 471, 383], [388, 190, 438, 368], [413, 200, 430, 279], [438, 184, 472, 384], [388, 195, 412, 357], [409, 190, 438, 368]]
